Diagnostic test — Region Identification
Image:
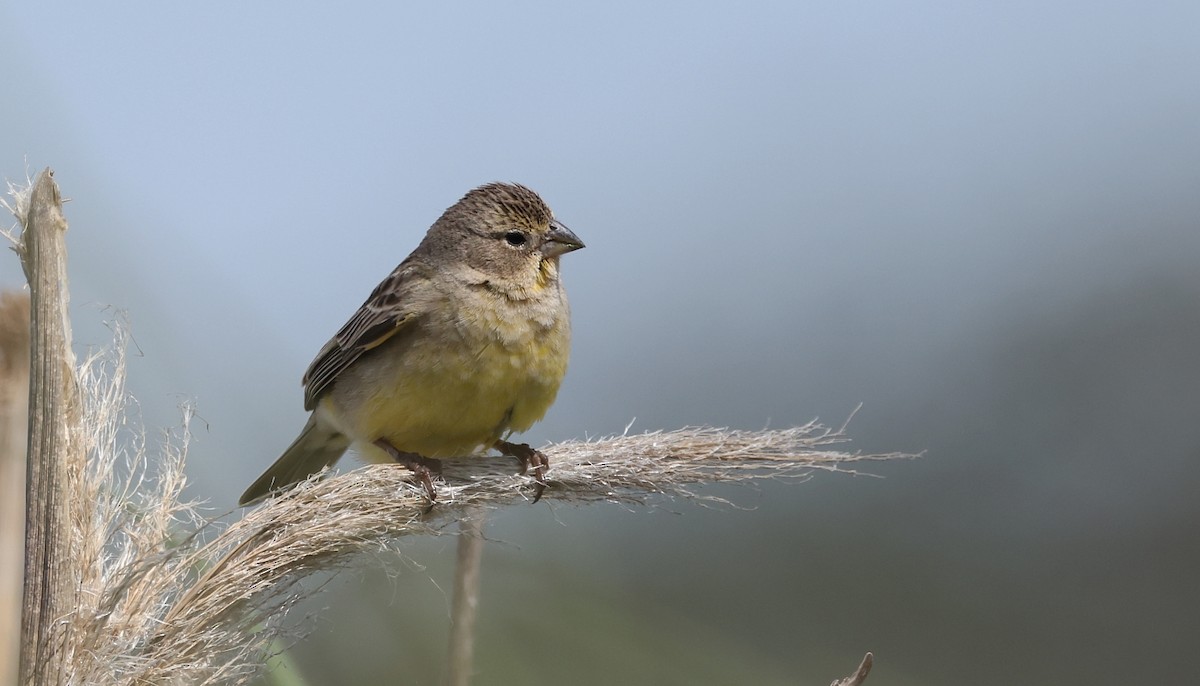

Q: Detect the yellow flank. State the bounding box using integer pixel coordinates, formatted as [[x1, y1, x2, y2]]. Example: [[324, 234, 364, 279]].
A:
[[320, 290, 570, 463]]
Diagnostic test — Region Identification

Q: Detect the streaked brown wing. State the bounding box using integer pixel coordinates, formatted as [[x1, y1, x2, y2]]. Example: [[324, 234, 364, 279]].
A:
[[302, 264, 420, 410]]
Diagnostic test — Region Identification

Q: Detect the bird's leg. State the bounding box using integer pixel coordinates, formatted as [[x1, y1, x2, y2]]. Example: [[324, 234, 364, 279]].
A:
[[493, 439, 549, 502], [373, 438, 442, 504]]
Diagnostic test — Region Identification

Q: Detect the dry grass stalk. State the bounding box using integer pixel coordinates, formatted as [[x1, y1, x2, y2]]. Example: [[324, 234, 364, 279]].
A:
[[154, 418, 903, 682], [830, 652, 873, 686], [446, 507, 486, 686], [10, 168, 87, 686]]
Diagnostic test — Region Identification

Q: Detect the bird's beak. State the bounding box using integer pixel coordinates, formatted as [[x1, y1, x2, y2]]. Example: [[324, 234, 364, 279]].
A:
[[541, 219, 585, 258]]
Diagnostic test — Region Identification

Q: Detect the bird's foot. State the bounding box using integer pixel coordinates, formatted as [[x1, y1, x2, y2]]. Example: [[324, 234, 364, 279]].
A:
[[494, 440, 549, 503], [374, 439, 442, 507]]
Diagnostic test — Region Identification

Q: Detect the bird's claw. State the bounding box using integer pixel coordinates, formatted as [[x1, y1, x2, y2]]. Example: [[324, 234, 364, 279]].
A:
[[495, 440, 549, 503], [374, 439, 443, 508]]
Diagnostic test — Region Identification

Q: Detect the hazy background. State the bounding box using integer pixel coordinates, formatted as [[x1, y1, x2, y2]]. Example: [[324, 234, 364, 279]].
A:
[[3, 2, 1198, 684]]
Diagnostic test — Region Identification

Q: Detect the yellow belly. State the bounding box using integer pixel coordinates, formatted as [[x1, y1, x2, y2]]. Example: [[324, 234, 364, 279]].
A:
[[320, 312, 569, 461]]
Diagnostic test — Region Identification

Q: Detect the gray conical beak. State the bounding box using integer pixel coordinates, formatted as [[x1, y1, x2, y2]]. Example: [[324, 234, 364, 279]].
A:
[[542, 219, 585, 258]]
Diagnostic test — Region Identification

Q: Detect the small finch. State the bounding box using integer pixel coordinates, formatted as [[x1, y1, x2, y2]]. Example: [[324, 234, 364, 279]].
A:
[[240, 183, 584, 505]]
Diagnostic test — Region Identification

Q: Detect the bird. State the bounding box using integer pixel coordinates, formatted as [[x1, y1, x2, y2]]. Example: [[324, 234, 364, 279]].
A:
[[239, 182, 584, 506]]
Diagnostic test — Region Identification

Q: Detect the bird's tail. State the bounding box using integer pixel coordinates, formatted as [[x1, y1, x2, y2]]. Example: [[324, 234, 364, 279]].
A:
[[239, 415, 351, 505]]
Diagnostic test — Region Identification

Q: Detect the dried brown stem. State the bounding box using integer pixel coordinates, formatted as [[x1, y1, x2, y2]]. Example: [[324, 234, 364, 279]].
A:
[[830, 652, 873, 686], [13, 169, 85, 686], [445, 506, 487, 686], [0, 291, 31, 686]]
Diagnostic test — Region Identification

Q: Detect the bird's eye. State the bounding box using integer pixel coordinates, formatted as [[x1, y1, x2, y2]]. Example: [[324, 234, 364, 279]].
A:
[[504, 231, 527, 246]]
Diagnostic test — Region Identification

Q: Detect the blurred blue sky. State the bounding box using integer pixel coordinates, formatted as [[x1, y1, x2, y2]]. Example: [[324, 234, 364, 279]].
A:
[[3, 2, 1199, 684]]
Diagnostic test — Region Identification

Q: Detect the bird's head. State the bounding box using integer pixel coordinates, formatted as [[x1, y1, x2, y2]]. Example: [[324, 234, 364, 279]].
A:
[[425, 182, 584, 291]]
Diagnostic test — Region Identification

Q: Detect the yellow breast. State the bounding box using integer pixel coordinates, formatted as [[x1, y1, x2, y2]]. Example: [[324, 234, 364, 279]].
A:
[[322, 284, 571, 461]]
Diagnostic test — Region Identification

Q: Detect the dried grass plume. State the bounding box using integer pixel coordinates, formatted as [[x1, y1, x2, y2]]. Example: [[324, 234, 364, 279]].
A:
[[54, 324, 909, 684], [6, 172, 904, 685]]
